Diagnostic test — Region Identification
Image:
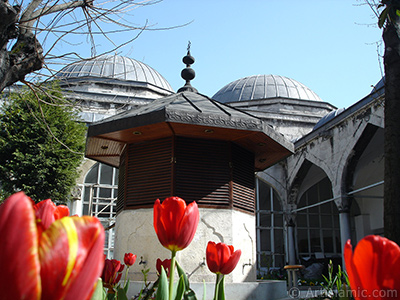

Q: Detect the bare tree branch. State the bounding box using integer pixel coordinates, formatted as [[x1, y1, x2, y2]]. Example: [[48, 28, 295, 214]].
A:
[[0, 0, 181, 92]]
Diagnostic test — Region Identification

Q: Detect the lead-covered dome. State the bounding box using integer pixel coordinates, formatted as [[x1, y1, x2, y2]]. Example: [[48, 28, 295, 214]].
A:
[[57, 55, 173, 91], [212, 74, 322, 103]]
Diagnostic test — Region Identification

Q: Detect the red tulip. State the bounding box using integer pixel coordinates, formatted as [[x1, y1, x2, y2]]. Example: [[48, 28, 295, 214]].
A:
[[153, 197, 199, 252], [0, 192, 105, 300], [124, 253, 137, 267], [101, 259, 124, 289], [344, 235, 400, 300], [156, 258, 172, 277], [206, 241, 241, 275]]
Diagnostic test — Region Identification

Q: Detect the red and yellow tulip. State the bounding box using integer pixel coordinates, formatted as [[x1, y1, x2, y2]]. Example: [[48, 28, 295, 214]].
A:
[[0, 192, 105, 300], [344, 235, 400, 300], [153, 196, 199, 252]]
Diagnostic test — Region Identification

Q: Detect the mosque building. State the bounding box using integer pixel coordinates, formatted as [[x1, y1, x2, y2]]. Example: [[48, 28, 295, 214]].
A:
[[56, 54, 384, 281]]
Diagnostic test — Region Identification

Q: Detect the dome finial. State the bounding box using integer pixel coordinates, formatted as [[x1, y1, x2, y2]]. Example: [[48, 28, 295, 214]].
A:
[[178, 41, 198, 93]]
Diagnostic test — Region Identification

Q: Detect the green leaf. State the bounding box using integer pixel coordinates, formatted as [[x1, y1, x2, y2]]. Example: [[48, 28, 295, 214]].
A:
[[176, 261, 190, 290], [117, 287, 129, 300], [124, 279, 130, 294], [89, 278, 105, 300], [156, 266, 169, 300], [176, 261, 197, 300], [174, 275, 185, 300]]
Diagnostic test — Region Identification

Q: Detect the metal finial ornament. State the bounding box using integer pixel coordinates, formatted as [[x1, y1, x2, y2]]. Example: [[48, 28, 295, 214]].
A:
[[177, 41, 198, 93]]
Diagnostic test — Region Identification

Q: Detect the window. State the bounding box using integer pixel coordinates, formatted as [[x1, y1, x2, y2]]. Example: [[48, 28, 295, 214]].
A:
[[256, 179, 285, 272], [296, 177, 340, 260], [82, 163, 118, 258]]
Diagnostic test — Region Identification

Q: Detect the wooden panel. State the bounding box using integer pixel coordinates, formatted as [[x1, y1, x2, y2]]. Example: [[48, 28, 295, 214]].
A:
[[116, 148, 127, 213], [232, 144, 255, 213], [125, 138, 173, 208], [175, 137, 231, 207]]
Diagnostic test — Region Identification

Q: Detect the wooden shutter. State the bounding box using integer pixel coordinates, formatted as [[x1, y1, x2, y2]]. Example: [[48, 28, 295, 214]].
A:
[[175, 137, 231, 207], [125, 138, 173, 208], [116, 148, 126, 213], [231, 143, 255, 213]]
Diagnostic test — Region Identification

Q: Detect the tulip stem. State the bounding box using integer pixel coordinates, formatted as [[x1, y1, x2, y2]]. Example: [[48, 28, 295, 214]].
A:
[[124, 266, 129, 289], [169, 250, 177, 300], [213, 273, 221, 300]]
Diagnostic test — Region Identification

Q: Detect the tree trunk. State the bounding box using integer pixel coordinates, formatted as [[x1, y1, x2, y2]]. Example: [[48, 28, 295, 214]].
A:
[[383, 16, 400, 245], [0, 32, 44, 90], [0, 0, 43, 91]]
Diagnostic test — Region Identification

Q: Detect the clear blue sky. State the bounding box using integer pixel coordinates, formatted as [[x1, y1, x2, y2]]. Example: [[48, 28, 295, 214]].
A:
[[60, 0, 385, 109]]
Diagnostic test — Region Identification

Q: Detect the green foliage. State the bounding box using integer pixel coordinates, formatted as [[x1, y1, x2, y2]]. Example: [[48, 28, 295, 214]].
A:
[[176, 261, 197, 300], [320, 260, 353, 300], [0, 84, 86, 203], [116, 287, 129, 300], [175, 276, 185, 300]]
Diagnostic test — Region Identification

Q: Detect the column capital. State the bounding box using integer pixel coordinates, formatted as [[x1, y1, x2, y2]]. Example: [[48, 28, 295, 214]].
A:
[[334, 196, 351, 213], [284, 208, 296, 226]]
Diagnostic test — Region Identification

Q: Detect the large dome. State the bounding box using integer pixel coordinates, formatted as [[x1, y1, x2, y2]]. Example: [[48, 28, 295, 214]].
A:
[[212, 74, 322, 103], [57, 55, 173, 91]]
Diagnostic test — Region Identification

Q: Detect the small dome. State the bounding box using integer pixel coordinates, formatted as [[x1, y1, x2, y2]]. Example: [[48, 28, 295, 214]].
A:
[[212, 74, 322, 103], [57, 55, 173, 91]]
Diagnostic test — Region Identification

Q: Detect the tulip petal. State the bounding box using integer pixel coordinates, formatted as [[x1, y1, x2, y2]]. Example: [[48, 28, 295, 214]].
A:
[[55, 205, 70, 219], [177, 201, 199, 251], [206, 241, 220, 274], [154, 199, 169, 248], [220, 249, 241, 275], [34, 199, 56, 226], [158, 198, 186, 239], [34, 200, 70, 237], [0, 192, 41, 300], [345, 236, 400, 300], [39, 216, 105, 300]]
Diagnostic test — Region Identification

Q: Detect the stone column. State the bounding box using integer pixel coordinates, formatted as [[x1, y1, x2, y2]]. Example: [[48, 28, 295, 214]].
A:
[[286, 219, 296, 265], [335, 197, 352, 268], [285, 191, 298, 266]]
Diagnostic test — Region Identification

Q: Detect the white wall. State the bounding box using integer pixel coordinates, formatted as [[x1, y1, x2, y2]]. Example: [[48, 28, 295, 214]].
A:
[[114, 207, 257, 283]]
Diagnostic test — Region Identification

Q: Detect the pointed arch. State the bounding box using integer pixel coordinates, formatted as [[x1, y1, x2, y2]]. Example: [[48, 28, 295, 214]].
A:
[[255, 178, 285, 271], [341, 124, 384, 242]]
